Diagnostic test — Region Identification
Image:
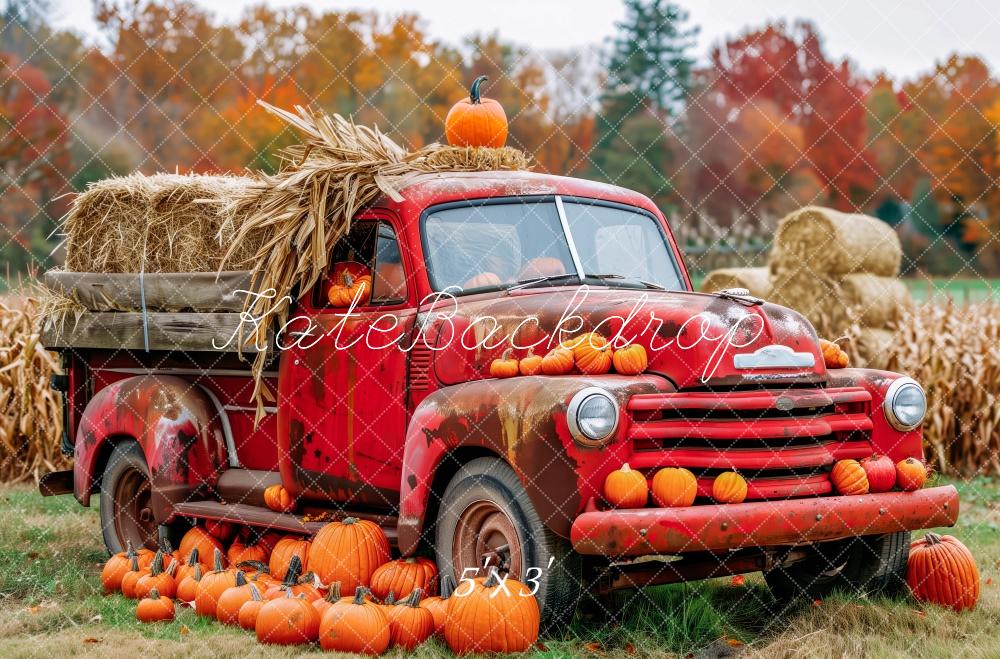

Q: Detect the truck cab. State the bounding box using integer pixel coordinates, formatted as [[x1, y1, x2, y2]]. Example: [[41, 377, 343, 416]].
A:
[[44, 170, 958, 629]]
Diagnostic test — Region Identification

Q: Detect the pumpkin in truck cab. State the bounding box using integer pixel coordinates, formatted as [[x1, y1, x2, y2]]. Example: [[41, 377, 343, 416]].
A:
[[445, 75, 508, 148], [327, 264, 372, 307]]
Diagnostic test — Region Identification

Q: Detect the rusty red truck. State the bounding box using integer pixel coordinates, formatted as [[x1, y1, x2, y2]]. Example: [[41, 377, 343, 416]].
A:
[[40, 171, 957, 628]]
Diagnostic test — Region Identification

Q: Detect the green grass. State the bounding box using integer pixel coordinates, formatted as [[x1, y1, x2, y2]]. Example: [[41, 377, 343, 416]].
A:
[[903, 277, 1000, 303], [0, 480, 996, 658]]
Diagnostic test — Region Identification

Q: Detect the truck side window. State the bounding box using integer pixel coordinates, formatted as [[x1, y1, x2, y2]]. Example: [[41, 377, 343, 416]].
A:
[[316, 221, 407, 307]]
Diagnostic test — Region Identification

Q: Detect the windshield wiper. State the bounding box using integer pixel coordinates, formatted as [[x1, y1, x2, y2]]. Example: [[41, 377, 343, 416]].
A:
[[504, 273, 582, 292], [586, 273, 665, 290]]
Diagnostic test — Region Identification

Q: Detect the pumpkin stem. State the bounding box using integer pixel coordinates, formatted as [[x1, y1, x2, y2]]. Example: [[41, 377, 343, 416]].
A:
[[284, 554, 303, 586], [165, 559, 178, 577], [238, 560, 269, 573], [187, 547, 199, 567], [924, 532, 942, 546], [150, 549, 164, 575], [212, 549, 224, 572], [325, 581, 342, 603], [192, 563, 203, 581], [235, 570, 248, 587], [342, 517, 358, 525], [125, 540, 136, 558], [352, 586, 366, 605], [160, 538, 173, 554], [439, 573, 455, 600], [621, 462, 632, 472], [470, 75, 488, 104], [404, 588, 424, 607], [149, 587, 159, 600], [484, 571, 500, 588], [384, 591, 396, 605], [248, 584, 261, 601], [129, 554, 139, 571]]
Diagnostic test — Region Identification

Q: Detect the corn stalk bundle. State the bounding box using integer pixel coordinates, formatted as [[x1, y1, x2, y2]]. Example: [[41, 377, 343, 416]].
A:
[[0, 298, 67, 483], [884, 300, 1000, 476], [221, 101, 531, 416]]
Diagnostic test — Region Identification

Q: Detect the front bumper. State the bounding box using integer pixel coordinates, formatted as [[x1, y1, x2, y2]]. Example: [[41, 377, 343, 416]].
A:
[[570, 485, 959, 557]]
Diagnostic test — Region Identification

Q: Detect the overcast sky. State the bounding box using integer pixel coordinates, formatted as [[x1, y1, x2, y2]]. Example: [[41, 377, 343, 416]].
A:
[[50, 0, 1000, 79]]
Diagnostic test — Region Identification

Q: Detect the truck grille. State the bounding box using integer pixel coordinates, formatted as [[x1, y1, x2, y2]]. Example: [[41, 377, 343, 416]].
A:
[[625, 386, 873, 500]]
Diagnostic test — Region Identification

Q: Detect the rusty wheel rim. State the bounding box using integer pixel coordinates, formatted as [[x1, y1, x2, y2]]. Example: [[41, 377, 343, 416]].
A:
[[452, 500, 523, 580], [113, 467, 157, 551]]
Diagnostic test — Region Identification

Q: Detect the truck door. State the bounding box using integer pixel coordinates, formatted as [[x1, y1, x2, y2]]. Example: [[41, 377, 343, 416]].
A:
[[278, 213, 416, 509]]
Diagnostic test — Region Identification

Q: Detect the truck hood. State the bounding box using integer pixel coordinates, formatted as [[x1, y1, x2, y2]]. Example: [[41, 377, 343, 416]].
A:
[[429, 287, 826, 388]]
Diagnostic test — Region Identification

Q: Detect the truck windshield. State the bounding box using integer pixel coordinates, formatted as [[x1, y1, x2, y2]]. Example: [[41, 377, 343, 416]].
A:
[[422, 198, 684, 294]]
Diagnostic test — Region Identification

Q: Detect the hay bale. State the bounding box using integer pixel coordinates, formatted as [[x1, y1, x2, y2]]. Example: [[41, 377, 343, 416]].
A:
[[770, 206, 901, 277], [700, 267, 771, 298], [768, 268, 846, 339], [838, 274, 911, 327], [63, 173, 267, 273], [851, 328, 896, 369]]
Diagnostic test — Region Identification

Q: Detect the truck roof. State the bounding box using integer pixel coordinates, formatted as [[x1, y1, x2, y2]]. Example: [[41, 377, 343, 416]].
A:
[[391, 170, 660, 215]]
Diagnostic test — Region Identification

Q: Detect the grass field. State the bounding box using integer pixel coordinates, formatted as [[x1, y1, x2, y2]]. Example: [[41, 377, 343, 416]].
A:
[[0, 478, 996, 658]]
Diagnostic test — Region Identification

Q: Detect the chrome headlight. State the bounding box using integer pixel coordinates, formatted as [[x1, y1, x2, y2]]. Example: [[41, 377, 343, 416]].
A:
[[567, 387, 620, 446], [883, 377, 926, 431]]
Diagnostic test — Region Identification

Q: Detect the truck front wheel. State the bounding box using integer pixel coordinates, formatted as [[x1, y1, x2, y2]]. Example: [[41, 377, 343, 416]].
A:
[[99, 442, 159, 555], [765, 531, 910, 601], [434, 457, 581, 634]]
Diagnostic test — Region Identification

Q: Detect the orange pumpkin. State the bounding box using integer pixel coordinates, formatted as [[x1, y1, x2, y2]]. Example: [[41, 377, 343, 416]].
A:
[[135, 550, 178, 600], [518, 348, 543, 376], [237, 584, 266, 631], [265, 555, 322, 602], [179, 526, 224, 568], [463, 271, 503, 290], [136, 587, 175, 623], [419, 573, 454, 635], [569, 332, 613, 375], [819, 338, 849, 369], [387, 588, 435, 650], [101, 541, 138, 594], [651, 467, 697, 508], [896, 457, 928, 491], [228, 538, 270, 566], [319, 586, 391, 654], [120, 554, 148, 599], [906, 532, 980, 612], [215, 570, 258, 625], [175, 547, 201, 584], [603, 463, 648, 509], [263, 484, 295, 513], [328, 269, 373, 307], [309, 517, 391, 593], [540, 347, 574, 375], [712, 471, 748, 504], [369, 557, 438, 601], [256, 591, 321, 645], [444, 573, 539, 654], [612, 343, 648, 375], [312, 581, 344, 617], [268, 536, 311, 581], [831, 459, 870, 495], [489, 348, 520, 378], [517, 256, 566, 280], [194, 549, 239, 618], [176, 563, 202, 604], [445, 76, 508, 148]]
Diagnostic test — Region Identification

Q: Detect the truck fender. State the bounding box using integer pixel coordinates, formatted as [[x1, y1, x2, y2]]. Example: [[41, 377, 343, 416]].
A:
[[396, 374, 667, 555], [73, 375, 228, 523]]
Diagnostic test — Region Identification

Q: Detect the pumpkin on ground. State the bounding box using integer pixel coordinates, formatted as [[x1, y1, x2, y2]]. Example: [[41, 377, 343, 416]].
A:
[[101, 541, 138, 594], [318, 586, 391, 655], [205, 519, 236, 543], [263, 484, 296, 513], [312, 581, 344, 617], [265, 555, 322, 602], [831, 459, 870, 495], [604, 463, 648, 509], [860, 455, 896, 493], [540, 347, 574, 375], [256, 591, 321, 645], [518, 349, 543, 376], [444, 573, 540, 654], [228, 536, 270, 566], [179, 526, 224, 568], [896, 457, 928, 491], [176, 563, 202, 604], [136, 588, 175, 623], [370, 557, 438, 600], [387, 588, 435, 650], [268, 536, 311, 581], [135, 550, 178, 600], [120, 554, 148, 599], [194, 549, 238, 618], [612, 343, 648, 375], [215, 571, 259, 625], [819, 338, 849, 369], [907, 532, 980, 612], [445, 75, 508, 148], [309, 517, 391, 593], [420, 573, 455, 635], [175, 548, 201, 583], [712, 471, 748, 504], [237, 584, 265, 631], [651, 467, 697, 508], [569, 332, 613, 375]]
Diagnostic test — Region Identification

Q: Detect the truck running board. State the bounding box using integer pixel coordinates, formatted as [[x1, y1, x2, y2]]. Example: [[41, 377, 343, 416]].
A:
[[171, 500, 398, 547]]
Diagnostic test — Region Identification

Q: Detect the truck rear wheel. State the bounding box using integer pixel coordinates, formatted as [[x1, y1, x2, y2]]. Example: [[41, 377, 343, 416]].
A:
[[99, 442, 159, 555], [434, 457, 581, 634], [765, 531, 910, 601]]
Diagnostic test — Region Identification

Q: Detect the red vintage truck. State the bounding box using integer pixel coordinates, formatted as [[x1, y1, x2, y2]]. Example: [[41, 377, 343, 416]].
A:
[[40, 171, 957, 628]]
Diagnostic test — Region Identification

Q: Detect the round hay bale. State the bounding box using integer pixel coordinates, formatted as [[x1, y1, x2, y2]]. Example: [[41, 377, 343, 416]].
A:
[[838, 274, 911, 327], [769, 206, 901, 277], [768, 268, 846, 339], [851, 327, 896, 369], [700, 267, 772, 298]]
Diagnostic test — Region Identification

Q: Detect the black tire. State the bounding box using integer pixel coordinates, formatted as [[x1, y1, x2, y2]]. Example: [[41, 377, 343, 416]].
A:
[[99, 441, 159, 555], [765, 531, 910, 601], [434, 457, 582, 635]]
